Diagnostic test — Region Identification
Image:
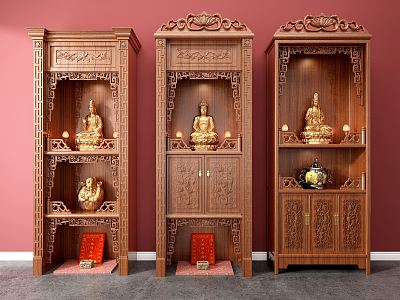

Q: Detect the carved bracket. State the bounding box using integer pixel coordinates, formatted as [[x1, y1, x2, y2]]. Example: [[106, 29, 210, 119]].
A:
[[46, 72, 119, 128], [166, 218, 241, 265], [280, 176, 302, 189], [47, 138, 71, 151], [167, 71, 241, 122], [46, 217, 119, 265], [161, 12, 247, 32], [98, 138, 119, 151], [48, 201, 71, 214], [168, 137, 191, 151], [278, 46, 363, 104], [217, 137, 241, 151], [97, 201, 117, 213], [279, 131, 302, 144]]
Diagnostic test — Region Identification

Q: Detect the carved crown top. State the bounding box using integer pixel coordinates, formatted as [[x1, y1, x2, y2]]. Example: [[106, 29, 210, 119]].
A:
[[160, 12, 249, 32], [279, 14, 365, 33]]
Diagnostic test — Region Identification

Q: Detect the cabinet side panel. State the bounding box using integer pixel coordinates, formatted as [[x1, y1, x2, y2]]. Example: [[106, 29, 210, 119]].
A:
[[33, 38, 45, 275], [266, 44, 276, 255], [156, 39, 167, 277], [242, 38, 252, 277]]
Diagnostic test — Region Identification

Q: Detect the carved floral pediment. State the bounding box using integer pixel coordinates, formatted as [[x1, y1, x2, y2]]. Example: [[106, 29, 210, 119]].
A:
[[280, 14, 364, 32], [161, 12, 247, 31]]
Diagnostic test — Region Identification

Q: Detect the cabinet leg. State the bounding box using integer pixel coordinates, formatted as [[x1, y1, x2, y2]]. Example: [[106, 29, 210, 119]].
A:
[[33, 256, 43, 276], [119, 255, 128, 275], [156, 258, 166, 277]]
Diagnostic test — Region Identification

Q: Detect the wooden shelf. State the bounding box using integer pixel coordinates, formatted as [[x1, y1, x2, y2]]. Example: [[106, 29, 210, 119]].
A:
[[279, 144, 366, 149], [166, 150, 242, 155], [46, 212, 119, 218], [45, 150, 119, 156], [279, 189, 366, 194], [166, 214, 242, 219]]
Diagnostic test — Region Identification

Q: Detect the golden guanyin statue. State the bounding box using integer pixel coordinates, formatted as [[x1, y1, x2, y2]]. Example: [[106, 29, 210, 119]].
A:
[[301, 93, 333, 144], [78, 177, 104, 211], [190, 101, 218, 151], [76, 100, 104, 151]]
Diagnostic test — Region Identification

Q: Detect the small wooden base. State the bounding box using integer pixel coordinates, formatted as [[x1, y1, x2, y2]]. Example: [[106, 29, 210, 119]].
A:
[[242, 257, 252, 277], [33, 256, 43, 276], [277, 256, 369, 273]]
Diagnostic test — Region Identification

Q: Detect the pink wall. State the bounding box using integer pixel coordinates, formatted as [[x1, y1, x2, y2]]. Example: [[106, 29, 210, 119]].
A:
[[0, 0, 398, 252]]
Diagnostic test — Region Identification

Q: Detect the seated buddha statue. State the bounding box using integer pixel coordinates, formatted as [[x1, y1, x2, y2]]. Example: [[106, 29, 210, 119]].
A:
[[78, 177, 104, 211], [190, 101, 218, 151], [76, 100, 104, 151], [300, 93, 333, 144]]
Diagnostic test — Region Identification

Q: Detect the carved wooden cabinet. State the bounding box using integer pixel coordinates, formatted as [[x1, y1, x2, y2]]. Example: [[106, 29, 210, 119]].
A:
[[28, 28, 140, 275], [156, 13, 253, 277], [280, 193, 365, 259], [266, 15, 371, 273]]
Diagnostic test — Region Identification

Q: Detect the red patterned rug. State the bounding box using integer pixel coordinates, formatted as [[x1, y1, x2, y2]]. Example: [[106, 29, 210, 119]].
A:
[[53, 259, 117, 275], [176, 260, 234, 276]]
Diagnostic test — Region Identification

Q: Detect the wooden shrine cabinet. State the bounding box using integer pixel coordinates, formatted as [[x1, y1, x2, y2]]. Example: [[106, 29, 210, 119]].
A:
[[155, 13, 253, 277], [266, 14, 371, 273], [28, 28, 140, 275]]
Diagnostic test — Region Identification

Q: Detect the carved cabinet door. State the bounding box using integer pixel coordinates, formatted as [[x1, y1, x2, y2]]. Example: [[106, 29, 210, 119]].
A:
[[280, 194, 308, 254], [204, 156, 241, 214], [310, 195, 337, 254], [339, 194, 365, 253], [167, 156, 203, 214]]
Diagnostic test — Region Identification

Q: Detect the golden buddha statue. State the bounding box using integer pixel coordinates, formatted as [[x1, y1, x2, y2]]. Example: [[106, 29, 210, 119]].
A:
[[78, 177, 104, 211], [190, 101, 218, 151], [76, 100, 104, 151], [300, 93, 333, 144]]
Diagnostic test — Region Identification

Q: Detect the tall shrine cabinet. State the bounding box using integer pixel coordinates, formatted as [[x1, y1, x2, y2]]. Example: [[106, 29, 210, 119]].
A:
[[28, 28, 140, 275], [266, 14, 371, 273], [155, 13, 253, 277]]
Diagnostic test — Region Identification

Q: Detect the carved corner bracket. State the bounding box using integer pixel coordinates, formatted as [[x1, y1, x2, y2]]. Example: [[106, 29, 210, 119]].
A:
[[280, 176, 302, 189], [166, 218, 241, 266], [278, 46, 364, 104], [279, 130, 302, 144], [167, 71, 241, 122]]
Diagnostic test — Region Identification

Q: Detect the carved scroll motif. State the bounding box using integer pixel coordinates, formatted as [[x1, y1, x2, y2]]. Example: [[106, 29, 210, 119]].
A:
[[278, 46, 364, 104], [341, 132, 362, 144], [340, 177, 362, 190], [280, 14, 365, 32], [49, 201, 71, 214], [176, 49, 231, 62], [343, 199, 362, 249], [280, 177, 302, 189], [46, 217, 119, 265], [313, 199, 333, 249], [168, 138, 190, 150], [167, 71, 241, 122], [48, 139, 71, 151], [97, 201, 117, 213], [285, 199, 303, 249], [161, 12, 247, 32], [55, 50, 112, 64], [166, 218, 241, 265], [279, 131, 302, 144], [218, 138, 239, 151], [46, 72, 119, 126]]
